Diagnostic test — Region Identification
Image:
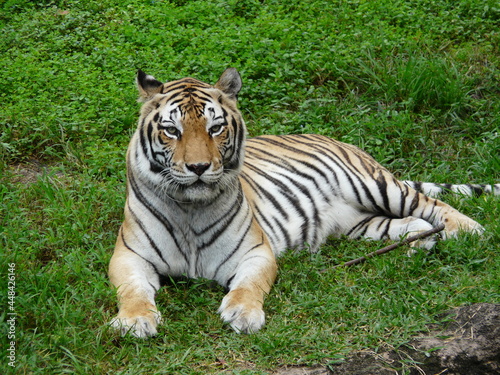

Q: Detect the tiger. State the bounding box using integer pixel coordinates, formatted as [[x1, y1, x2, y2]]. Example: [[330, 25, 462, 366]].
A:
[[108, 68, 499, 338]]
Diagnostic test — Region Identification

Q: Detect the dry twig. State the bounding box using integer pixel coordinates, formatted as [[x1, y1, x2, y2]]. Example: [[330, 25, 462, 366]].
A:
[[332, 224, 446, 269]]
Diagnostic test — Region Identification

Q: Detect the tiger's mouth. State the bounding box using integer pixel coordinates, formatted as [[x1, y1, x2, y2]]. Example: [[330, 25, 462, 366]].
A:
[[167, 168, 230, 202], [180, 178, 219, 193], [189, 180, 213, 188], [173, 179, 222, 203]]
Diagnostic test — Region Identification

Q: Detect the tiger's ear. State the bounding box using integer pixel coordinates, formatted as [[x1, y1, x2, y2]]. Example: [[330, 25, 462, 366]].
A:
[[215, 68, 242, 101], [136, 69, 163, 101]]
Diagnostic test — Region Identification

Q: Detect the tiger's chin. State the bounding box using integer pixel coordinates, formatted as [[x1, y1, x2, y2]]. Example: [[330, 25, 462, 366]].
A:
[[164, 171, 238, 204], [169, 180, 223, 204]]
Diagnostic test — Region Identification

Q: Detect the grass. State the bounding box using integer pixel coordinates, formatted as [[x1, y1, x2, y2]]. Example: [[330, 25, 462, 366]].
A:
[[1, 0, 499, 374]]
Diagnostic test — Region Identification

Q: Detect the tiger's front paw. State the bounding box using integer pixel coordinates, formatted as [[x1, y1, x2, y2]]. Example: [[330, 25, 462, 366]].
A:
[[110, 310, 162, 338], [218, 290, 265, 334]]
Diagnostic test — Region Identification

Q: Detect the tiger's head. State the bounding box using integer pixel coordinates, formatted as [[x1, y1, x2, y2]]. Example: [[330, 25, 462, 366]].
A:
[[132, 68, 246, 203]]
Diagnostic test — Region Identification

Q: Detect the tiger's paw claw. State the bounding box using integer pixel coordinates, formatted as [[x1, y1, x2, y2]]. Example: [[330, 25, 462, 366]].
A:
[[110, 311, 162, 338], [218, 296, 265, 334]]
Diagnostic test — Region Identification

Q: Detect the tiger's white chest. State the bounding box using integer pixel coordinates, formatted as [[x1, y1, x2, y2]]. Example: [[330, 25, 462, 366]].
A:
[[127, 182, 254, 284], [167, 208, 232, 278]]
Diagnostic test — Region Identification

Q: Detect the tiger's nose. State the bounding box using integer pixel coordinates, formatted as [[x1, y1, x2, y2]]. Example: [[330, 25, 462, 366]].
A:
[[186, 162, 211, 176]]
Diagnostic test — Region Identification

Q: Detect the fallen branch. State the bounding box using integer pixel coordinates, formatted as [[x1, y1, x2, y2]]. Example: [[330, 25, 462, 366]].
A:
[[331, 223, 446, 269]]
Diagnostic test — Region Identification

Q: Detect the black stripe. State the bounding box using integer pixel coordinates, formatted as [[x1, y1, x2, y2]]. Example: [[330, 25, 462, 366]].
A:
[[128, 171, 190, 265], [127, 203, 171, 268], [307, 140, 384, 212], [226, 116, 244, 166], [272, 216, 292, 249], [253, 202, 292, 250], [245, 144, 332, 204], [223, 248, 267, 289], [193, 189, 244, 237], [145, 120, 166, 173], [187, 91, 213, 102], [226, 274, 235, 290], [249, 136, 315, 156], [211, 214, 256, 280], [239, 172, 265, 200], [147, 120, 154, 147], [198, 193, 245, 250], [221, 113, 237, 166], [244, 163, 291, 220], [120, 228, 164, 284], [164, 80, 210, 92], [272, 168, 320, 245], [408, 192, 421, 216], [346, 215, 377, 237], [377, 217, 391, 239], [249, 137, 360, 205], [137, 124, 164, 174], [399, 182, 411, 217], [413, 181, 422, 193], [139, 118, 149, 158], [469, 184, 483, 197], [375, 172, 392, 214], [168, 95, 187, 107], [424, 198, 438, 223]]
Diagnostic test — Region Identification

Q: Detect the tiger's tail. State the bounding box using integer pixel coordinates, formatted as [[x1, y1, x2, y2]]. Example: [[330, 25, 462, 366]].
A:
[[403, 181, 500, 197]]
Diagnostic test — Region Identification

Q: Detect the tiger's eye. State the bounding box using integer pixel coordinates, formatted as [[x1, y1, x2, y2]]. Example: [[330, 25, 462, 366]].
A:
[[209, 125, 223, 136], [164, 127, 179, 137]]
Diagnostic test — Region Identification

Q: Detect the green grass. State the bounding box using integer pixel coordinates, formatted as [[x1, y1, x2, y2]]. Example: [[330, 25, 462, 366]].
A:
[[1, 0, 499, 374]]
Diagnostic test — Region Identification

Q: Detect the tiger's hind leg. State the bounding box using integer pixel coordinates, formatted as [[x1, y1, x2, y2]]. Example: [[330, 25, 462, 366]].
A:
[[405, 194, 485, 239], [108, 229, 162, 338], [340, 174, 484, 247], [346, 214, 438, 250]]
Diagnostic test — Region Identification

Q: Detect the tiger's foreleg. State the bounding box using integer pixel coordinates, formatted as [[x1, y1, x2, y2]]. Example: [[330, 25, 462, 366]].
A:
[[108, 227, 162, 338], [217, 233, 277, 334]]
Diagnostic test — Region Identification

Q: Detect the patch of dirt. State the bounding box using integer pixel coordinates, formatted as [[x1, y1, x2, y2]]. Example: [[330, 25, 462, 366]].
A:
[[8, 159, 65, 185], [273, 303, 500, 375], [273, 365, 330, 375]]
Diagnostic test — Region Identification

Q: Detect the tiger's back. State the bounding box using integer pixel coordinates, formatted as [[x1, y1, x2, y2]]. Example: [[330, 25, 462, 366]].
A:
[[242, 133, 382, 253], [242, 133, 495, 254]]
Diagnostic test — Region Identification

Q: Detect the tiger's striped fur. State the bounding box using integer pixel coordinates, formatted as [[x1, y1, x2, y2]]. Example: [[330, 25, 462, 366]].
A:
[[403, 181, 500, 197], [109, 68, 498, 338]]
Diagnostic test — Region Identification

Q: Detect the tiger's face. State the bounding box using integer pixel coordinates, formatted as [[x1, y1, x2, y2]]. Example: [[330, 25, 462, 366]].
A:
[[134, 68, 245, 203]]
